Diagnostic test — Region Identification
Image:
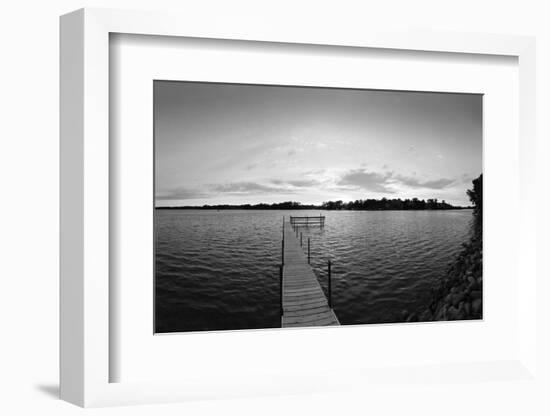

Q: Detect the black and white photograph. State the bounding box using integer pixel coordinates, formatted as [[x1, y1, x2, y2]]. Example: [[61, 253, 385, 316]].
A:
[[154, 81, 483, 333], [7, 0, 548, 412]]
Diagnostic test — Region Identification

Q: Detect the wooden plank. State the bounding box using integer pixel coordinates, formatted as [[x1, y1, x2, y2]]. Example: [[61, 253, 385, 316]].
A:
[[285, 274, 318, 282], [284, 296, 325, 303], [282, 315, 338, 327], [284, 281, 318, 287], [284, 289, 322, 295], [283, 295, 328, 304], [283, 282, 322, 288], [284, 289, 324, 296], [284, 288, 320, 293], [283, 296, 327, 304], [283, 300, 326, 308], [283, 284, 322, 291], [283, 306, 331, 317], [283, 310, 335, 321], [283, 290, 324, 297], [283, 300, 328, 309]]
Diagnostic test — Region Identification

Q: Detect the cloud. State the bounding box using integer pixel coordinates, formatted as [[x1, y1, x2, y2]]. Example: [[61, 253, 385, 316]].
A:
[[393, 174, 456, 189], [157, 180, 301, 201], [210, 181, 299, 195], [303, 168, 326, 175], [214, 140, 280, 171], [244, 163, 258, 170], [159, 169, 461, 202], [211, 182, 279, 194], [337, 168, 458, 193], [287, 179, 320, 188], [156, 187, 208, 200], [209, 177, 323, 196], [338, 169, 395, 193], [271, 178, 320, 188]]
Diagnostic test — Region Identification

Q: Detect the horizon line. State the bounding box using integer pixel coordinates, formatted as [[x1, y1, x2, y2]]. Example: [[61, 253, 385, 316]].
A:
[[155, 200, 473, 209]]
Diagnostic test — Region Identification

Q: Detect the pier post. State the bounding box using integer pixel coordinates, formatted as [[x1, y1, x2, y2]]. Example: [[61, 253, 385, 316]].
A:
[[281, 239, 284, 265], [279, 264, 283, 317], [308, 238, 310, 264], [328, 260, 332, 308], [300, 232, 303, 247]]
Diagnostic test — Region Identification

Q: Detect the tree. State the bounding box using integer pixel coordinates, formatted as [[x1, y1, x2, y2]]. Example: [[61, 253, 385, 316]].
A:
[[466, 174, 482, 214], [466, 174, 482, 233]]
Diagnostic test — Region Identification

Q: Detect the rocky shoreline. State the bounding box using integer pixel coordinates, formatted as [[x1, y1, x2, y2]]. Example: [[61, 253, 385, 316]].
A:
[[406, 175, 483, 323]]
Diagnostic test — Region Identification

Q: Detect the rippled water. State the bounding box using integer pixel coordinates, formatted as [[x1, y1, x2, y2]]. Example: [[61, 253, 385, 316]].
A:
[[155, 209, 473, 333]]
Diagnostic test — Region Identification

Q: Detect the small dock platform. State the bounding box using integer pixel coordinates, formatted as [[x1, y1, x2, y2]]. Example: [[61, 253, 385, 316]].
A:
[[281, 220, 339, 328], [289, 215, 325, 227]]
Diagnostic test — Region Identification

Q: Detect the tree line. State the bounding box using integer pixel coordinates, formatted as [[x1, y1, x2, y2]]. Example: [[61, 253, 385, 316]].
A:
[[321, 197, 460, 210], [157, 197, 471, 211]]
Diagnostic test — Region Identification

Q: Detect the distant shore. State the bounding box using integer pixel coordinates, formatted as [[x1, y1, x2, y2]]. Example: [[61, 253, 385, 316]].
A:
[[156, 198, 472, 211], [156, 206, 472, 211]]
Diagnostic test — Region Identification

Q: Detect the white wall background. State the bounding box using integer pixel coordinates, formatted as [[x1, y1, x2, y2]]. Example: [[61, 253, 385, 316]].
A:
[[0, 0, 548, 414]]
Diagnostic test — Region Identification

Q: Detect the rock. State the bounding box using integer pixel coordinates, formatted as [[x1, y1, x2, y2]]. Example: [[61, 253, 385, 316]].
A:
[[407, 313, 419, 322], [466, 281, 477, 293], [415, 229, 482, 322], [463, 301, 471, 316], [470, 290, 482, 300], [472, 299, 482, 315], [447, 306, 459, 320], [419, 310, 432, 322], [436, 305, 447, 320], [450, 293, 464, 307]]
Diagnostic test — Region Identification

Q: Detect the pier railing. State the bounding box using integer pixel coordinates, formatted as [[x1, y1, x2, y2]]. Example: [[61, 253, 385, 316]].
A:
[[289, 215, 325, 227]]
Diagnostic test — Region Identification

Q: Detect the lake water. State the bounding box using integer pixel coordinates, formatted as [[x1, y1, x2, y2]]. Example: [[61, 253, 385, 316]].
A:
[[155, 209, 473, 333]]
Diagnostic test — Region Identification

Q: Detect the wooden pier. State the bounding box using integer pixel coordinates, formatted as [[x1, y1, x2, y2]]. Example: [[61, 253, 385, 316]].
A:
[[280, 219, 339, 328]]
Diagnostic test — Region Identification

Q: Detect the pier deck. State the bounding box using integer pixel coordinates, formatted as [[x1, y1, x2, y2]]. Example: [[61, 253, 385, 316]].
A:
[[281, 221, 339, 328]]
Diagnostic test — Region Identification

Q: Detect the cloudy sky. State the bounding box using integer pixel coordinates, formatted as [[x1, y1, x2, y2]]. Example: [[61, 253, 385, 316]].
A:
[[154, 81, 482, 207]]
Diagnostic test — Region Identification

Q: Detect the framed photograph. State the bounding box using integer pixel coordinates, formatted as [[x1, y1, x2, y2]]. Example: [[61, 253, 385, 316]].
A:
[[60, 8, 537, 407]]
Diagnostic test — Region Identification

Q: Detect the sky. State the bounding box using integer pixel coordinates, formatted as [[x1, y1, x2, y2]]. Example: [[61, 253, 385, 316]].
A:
[[154, 81, 482, 207]]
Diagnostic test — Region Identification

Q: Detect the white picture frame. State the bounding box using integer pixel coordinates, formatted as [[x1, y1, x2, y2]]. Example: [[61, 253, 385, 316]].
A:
[[60, 7, 537, 407]]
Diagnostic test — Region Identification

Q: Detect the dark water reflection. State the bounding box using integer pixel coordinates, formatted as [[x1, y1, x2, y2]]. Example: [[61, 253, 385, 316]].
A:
[[155, 209, 472, 333]]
